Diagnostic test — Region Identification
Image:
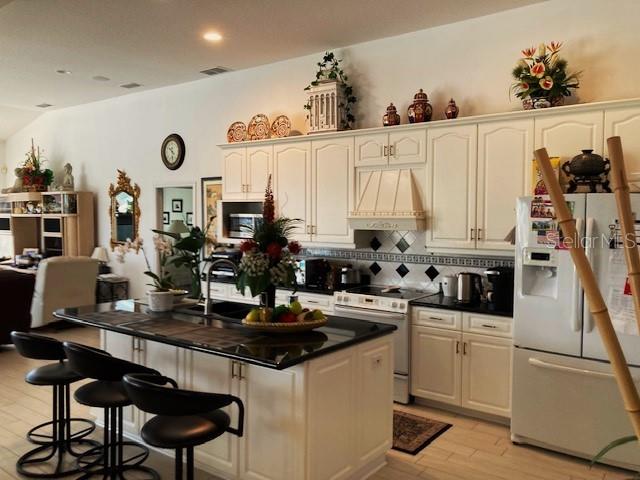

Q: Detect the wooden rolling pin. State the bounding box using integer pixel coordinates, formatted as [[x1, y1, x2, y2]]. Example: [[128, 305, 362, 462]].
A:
[[534, 147, 640, 441]]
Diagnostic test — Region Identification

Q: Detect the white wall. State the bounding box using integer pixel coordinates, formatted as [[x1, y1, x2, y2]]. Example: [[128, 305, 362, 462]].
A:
[[0, 141, 5, 188], [5, 0, 640, 297]]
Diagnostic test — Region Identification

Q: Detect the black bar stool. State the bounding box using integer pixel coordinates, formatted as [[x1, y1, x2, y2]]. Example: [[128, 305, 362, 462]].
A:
[[123, 373, 245, 480], [10, 331, 99, 478], [63, 342, 160, 479]]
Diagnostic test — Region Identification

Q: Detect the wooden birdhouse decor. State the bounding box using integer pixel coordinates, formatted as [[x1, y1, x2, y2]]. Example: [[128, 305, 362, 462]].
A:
[[306, 80, 347, 133]]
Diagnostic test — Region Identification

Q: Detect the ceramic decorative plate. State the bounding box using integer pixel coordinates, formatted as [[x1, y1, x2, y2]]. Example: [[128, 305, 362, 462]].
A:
[[227, 121, 247, 143], [271, 115, 291, 138], [247, 114, 271, 140]]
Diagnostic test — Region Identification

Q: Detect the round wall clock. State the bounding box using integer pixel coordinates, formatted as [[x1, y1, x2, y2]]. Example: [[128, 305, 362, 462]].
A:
[[161, 133, 185, 170]]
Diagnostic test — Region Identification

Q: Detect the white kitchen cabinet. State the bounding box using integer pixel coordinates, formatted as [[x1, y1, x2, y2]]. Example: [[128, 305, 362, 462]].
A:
[[273, 142, 312, 242], [222, 146, 272, 201], [189, 351, 237, 477], [411, 325, 462, 405], [411, 308, 513, 418], [476, 119, 533, 251], [461, 332, 512, 417], [426, 124, 478, 249], [311, 138, 354, 244], [223, 148, 247, 200], [355, 130, 425, 167], [534, 110, 604, 176], [605, 106, 640, 190]]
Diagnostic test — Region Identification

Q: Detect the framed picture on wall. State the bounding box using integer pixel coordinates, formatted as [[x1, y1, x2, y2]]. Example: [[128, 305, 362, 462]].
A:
[[201, 176, 222, 254], [163, 212, 170, 225], [186, 212, 193, 226], [171, 199, 183, 213]]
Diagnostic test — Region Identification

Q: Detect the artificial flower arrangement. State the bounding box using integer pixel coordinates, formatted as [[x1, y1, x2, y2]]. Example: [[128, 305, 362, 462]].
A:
[[511, 41, 580, 109], [17, 139, 54, 192], [237, 176, 325, 326]]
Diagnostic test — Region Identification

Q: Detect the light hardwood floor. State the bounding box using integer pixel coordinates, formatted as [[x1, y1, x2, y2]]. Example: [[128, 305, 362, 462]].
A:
[[0, 325, 633, 480]]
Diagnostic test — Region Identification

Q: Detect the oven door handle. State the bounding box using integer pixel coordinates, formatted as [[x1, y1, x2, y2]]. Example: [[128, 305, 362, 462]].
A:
[[333, 304, 406, 321]]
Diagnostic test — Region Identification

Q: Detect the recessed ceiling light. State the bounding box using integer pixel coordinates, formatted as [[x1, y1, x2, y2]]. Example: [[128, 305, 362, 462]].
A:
[[92, 75, 110, 81], [36, 103, 53, 108], [120, 82, 142, 89], [203, 31, 223, 42], [56, 69, 72, 75]]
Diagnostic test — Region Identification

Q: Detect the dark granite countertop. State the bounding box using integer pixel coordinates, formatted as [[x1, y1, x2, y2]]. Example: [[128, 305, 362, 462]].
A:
[[208, 275, 336, 296], [409, 293, 513, 318], [54, 300, 395, 370]]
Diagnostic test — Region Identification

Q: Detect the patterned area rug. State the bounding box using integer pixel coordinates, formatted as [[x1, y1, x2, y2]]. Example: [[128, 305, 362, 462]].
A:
[[393, 410, 452, 455]]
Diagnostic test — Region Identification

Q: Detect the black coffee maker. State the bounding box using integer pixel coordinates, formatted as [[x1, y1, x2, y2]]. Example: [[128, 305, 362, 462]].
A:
[[484, 267, 514, 313]]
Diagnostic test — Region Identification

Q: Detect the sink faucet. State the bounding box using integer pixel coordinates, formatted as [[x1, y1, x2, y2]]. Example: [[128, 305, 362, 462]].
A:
[[203, 258, 239, 315]]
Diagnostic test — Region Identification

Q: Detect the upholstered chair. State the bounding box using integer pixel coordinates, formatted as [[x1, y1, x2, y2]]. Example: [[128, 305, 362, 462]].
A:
[[30, 256, 99, 328]]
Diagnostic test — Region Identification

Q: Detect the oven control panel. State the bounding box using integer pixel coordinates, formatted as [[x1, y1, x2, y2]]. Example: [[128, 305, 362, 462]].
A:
[[334, 293, 408, 313]]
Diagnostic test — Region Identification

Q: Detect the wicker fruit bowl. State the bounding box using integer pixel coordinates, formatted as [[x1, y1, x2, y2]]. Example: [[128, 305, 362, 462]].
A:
[[242, 302, 327, 334]]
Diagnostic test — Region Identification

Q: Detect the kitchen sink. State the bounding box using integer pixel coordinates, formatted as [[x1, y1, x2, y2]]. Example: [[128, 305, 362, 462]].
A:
[[175, 301, 253, 323]]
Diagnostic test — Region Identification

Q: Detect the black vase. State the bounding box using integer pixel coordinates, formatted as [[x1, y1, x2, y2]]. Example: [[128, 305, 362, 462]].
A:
[[260, 285, 276, 309]]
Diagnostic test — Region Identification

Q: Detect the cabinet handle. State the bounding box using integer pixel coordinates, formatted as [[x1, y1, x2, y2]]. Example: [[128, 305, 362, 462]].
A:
[[455, 341, 460, 354], [390, 144, 395, 156], [477, 228, 483, 240], [463, 342, 468, 355], [312, 225, 317, 234], [428, 316, 443, 321], [306, 299, 319, 304], [306, 225, 310, 234], [470, 228, 475, 240], [481, 323, 497, 329], [384, 145, 388, 157], [231, 361, 238, 379], [239, 363, 246, 380]]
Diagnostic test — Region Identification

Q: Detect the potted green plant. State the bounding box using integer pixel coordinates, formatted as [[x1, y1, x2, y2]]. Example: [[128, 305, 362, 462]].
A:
[[511, 41, 580, 109], [114, 236, 179, 312]]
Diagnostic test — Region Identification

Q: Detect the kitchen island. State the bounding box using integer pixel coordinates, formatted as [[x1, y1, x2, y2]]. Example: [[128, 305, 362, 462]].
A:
[[55, 300, 396, 480]]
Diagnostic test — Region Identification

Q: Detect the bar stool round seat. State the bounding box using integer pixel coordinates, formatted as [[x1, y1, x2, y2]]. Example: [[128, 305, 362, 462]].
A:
[[11, 331, 98, 478], [63, 342, 160, 480], [142, 410, 231, 450], [123, 373, 245, 480]]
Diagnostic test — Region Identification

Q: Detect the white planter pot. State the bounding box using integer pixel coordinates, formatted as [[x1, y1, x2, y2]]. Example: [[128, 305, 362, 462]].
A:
[[147, 290, 174, 312]]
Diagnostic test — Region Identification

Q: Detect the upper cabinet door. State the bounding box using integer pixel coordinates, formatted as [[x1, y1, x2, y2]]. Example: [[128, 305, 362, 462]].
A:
[[355, 133, 388, 167], [605, 106, 640, 191], [311, 138, 354, 244], [389, 130, 425, 165], [273, 142, 312, 242], [426, 125, 478, 249], [223, 148, 246, 200], [477, 119, 533, 251], [534, 110, 604, 166], [245, 146, 272, 200]]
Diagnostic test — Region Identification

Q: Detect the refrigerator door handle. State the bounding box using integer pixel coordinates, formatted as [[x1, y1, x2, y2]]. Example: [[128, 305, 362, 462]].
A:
[[528, 357, 638, 381], [569, 217, 584, 333], [584, 217, 595, 333]]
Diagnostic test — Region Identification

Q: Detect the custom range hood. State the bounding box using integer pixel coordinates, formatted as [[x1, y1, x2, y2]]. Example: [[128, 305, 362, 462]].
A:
[[348, 168, 426, 231]]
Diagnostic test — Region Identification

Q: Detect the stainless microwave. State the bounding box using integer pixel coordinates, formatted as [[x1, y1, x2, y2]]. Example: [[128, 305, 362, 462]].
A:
[[228, 213, 263, 238]]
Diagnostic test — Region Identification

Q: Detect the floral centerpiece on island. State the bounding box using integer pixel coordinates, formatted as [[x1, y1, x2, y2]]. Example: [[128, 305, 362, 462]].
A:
[[511, 41, 580, 110], [236, 175, 301, 309]]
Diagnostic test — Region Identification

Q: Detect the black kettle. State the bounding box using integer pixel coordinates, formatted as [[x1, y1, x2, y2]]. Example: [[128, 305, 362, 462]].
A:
[[456, 272, 483, 304]]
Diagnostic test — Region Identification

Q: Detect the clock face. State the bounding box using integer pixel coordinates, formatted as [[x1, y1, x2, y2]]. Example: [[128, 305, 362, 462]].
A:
[[161, 134, 185, 170]]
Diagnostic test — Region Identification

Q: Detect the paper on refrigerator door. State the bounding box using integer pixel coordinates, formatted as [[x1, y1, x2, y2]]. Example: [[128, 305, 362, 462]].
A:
[[607, 249, 639, 336]]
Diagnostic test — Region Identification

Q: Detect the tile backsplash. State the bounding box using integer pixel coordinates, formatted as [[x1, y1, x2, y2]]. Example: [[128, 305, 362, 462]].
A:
[[302, 230, 514, 292]]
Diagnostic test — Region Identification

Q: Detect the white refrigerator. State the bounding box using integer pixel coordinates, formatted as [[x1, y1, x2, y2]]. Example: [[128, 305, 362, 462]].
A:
[[512, 193, 640, 469]]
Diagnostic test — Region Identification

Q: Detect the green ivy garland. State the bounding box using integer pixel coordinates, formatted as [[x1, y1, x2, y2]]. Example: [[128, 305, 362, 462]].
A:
[[304, 51, 356, 129]]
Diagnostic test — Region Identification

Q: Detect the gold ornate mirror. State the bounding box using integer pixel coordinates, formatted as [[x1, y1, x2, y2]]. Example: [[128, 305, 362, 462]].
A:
[[109, 170, 141, 249]]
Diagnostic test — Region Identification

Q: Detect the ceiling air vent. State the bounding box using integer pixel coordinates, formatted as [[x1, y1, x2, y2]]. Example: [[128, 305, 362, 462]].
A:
[[120, 82, 142, 89], [200, 66, 231, 76], [36, 103, 53, 108]]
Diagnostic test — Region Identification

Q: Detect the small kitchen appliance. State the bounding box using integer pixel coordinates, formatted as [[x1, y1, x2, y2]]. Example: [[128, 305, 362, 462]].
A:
[[339, 265, 361, 289], [301, 258, 331, 290], [205, 250, 242, 278], [333, 285, 431, 404], [484, 267, 514, 312], [227, 213, 263, 239], [441, 275, 457, 297], [456, 272, 483, 304]]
